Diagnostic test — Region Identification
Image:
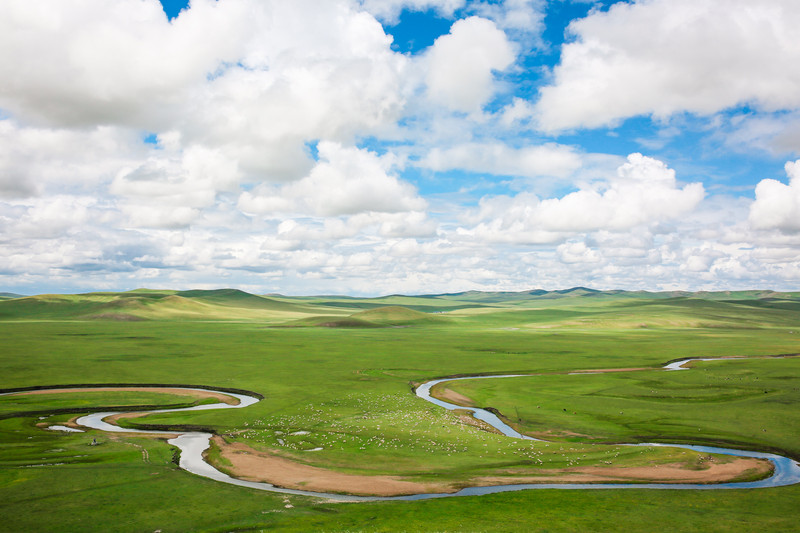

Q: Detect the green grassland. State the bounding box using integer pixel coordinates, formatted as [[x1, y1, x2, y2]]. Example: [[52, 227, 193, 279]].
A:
[[0, 288, 799, 531]]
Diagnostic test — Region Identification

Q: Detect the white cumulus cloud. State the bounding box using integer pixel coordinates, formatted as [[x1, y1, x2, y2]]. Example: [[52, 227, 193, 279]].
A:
[[557, 241, 600, 264], [0, 0, 410, 183], [466, 153, 705, 243], [472, 0, 545, 36], [238, 142, 426, 217], [359, 0, 465, 23], [420, 142, 582, 179], [1, 0, 797, 295], [0, 0, 245, 128], [426, 16, 515, 113], [0, 120, 144, 199], [750, 160, 800, 232], [536, 0, 800, 131]]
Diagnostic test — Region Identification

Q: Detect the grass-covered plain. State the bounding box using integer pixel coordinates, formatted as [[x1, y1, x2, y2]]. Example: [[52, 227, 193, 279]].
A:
[[1, 288, 799, 531]]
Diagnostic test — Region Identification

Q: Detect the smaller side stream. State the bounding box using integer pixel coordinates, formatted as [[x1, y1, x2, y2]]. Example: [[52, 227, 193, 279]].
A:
[[414, 363, 800, 493]]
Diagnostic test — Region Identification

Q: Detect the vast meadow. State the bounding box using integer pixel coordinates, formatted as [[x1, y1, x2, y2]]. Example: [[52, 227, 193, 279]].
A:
[[1, 288, 799, 532]]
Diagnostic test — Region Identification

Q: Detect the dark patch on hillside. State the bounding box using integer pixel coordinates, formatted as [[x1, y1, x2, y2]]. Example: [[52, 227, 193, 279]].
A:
[[177, 288, 302, 311], [283, 306, 447, 328], [313, 300, 486, 313]]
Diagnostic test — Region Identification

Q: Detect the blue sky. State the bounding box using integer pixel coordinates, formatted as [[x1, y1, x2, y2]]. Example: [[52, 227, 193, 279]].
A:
[[1, 0, 799, 295]]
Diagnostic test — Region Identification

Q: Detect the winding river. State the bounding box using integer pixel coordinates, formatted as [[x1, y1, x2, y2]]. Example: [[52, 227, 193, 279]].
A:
[[9, 356, 800, 501]]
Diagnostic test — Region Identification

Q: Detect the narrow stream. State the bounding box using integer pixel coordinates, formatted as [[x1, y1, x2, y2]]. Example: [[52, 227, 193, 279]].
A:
[[13, 357, 800, 501]]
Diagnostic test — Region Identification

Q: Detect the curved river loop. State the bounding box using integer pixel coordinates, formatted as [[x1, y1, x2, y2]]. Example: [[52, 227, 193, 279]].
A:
[[8, 356, 800, 502]]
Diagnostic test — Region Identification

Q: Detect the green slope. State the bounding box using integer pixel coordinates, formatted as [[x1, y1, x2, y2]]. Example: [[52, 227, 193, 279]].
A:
[[177, 288, 295, 310], [351, 305, 447, 326]]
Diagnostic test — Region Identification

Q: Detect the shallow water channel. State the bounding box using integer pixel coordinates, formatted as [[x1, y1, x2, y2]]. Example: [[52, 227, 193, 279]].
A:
[[21, 358, 800, 501]]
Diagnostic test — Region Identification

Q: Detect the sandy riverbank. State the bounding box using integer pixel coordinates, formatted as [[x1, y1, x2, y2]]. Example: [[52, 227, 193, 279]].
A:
[[209, 436, 773, 497]]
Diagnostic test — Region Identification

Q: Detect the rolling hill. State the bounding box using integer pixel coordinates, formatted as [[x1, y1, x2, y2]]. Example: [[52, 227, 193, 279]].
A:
[[0, 289, 316, 322], [0, 287, 798, 326]]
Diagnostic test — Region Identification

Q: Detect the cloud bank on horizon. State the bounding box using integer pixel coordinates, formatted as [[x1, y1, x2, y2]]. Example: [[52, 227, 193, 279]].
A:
[[1, 0, 799, 295]]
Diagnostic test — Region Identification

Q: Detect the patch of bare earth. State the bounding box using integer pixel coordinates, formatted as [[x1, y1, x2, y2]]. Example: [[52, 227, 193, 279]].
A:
[[566, 367, 651, 374], [211, 438, 772, 497], [476, 457, 772, 485], [18, 387, 240, 405], [65, 416, 83, 429], [103, 411, 163, 427], [430, 385, 476, 407], [212, 437, 448, 497], [524, 428, 593, 439]]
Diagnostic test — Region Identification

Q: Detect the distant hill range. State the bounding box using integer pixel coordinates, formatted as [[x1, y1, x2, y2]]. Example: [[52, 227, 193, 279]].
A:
[[0, 292, 25, 300], [0, 288, 310, 322], [0, 286, 797, 324], [422, 286, 799, 302]]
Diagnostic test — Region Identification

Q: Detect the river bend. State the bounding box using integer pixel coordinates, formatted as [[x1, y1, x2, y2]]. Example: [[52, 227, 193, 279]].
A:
[[12, 357, 800, 501]]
